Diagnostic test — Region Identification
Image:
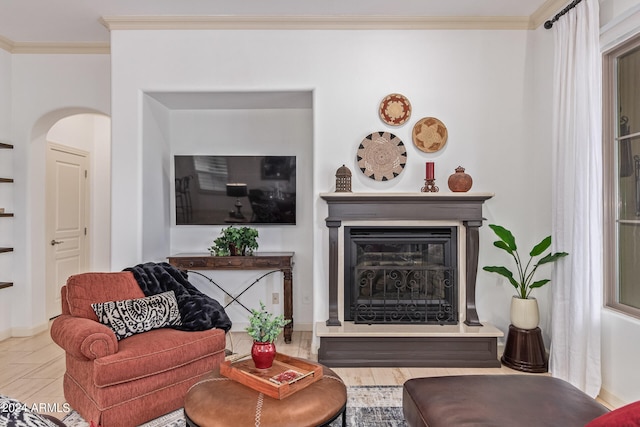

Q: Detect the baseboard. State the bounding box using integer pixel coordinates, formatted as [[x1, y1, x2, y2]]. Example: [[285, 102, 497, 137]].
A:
[[229, 322, 313, 333], [290, 322, 313, 331], [11, 322, 48, 337], [598, 387, 628, 409], [0, 321, 49, 341]]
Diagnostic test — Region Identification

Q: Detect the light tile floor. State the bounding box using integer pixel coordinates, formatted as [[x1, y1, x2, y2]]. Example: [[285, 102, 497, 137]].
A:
[[0, 325, 614, 420]]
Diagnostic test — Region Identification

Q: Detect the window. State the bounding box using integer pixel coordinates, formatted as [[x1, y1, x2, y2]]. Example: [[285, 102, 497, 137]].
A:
[[193, 156, 228, 192], [604, 33, 640, 318]]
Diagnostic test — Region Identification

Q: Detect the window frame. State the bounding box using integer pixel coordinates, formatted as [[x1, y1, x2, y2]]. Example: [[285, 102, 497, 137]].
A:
[[603, 33, 640, 319]]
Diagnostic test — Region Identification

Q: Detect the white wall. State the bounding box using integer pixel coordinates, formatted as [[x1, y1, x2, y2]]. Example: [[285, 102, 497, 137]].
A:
[[0, 50, 9, 138], [141, 95, 172, 262], [109, 28, 556, 344], [601, 0, 640, 27], [0, 49, 12, 339], [7, 54, 110, 336]]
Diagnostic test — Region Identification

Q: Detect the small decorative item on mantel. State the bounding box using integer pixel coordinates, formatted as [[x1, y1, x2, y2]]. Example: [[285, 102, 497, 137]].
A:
[[421, 161, 439, 192], [448, 166, 473, 192], [335, 164, 352, 192], [246, 302, 291, 369]]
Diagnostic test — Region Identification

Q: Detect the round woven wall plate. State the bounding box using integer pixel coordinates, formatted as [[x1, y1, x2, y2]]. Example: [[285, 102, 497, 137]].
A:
[[379, 93, 411, 126], [412, 117, 448, 153], [357, 132, 407, 181]]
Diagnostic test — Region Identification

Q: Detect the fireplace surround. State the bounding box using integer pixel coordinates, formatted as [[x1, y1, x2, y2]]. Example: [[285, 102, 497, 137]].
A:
[[317, 192, 502, 367], [344, 225, 458, 325]]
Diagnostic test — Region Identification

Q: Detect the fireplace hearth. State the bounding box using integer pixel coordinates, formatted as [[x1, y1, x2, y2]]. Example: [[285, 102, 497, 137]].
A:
[[317, 192, 503, 368]]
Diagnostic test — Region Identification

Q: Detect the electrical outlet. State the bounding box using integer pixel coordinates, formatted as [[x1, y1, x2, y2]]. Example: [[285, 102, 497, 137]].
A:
[[272, 292, 280, 304]]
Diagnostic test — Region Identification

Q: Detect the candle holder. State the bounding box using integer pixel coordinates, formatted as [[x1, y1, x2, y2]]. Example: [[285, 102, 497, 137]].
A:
[[421, 179, 439, 193]]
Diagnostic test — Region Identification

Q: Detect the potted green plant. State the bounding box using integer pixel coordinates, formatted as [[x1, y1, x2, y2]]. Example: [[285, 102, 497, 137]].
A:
[[483, 224, 568, 329], [246, 301, 291, 369], [209, 225, 259, 256]]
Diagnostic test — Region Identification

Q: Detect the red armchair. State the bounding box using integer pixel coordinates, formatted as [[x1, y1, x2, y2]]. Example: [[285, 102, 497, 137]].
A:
[[50, 272, 227, 427]]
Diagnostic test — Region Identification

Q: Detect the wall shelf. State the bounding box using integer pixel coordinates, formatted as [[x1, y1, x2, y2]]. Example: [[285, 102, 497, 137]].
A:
[[1, 142, 14, 288]]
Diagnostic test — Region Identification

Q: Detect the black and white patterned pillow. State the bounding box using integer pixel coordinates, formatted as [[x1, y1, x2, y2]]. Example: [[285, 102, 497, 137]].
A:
[[0, 395, 59, 427], [91, 291, 182, 340]]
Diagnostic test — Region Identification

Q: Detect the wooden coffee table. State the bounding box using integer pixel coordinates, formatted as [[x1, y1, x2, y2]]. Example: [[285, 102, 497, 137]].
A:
[[184, 359, 346, 427]]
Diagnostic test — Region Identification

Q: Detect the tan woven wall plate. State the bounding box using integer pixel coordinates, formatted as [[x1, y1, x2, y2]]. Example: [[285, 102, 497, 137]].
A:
[[357, 131, 407, 181], [379, 93, 411, 126], [412, 117, 448, 153]]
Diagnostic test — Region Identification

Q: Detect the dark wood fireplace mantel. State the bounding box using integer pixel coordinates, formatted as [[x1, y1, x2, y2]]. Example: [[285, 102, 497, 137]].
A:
[[320, 192, 494, 328]]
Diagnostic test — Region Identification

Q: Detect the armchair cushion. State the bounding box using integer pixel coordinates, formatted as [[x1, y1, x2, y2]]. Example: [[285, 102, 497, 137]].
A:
[[91, 291, 182, 340], [65, 272, 144, 321], [89, 327, 225, 387]]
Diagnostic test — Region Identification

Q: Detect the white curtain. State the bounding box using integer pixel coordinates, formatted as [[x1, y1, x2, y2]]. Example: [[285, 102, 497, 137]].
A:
[[549, 0, 603, 397]]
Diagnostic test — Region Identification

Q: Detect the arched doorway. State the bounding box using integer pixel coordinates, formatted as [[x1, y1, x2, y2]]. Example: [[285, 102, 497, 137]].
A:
[[43, 113, 111, 319]]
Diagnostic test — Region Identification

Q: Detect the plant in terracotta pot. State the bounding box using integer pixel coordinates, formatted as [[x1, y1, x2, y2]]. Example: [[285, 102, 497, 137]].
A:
[[209, 225, 259, 256], [483, 224, 568, 330], [246, 301, 291, 369]]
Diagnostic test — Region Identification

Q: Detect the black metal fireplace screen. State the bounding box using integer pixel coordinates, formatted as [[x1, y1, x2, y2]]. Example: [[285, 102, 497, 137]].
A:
[[344, 226, 458, 325]]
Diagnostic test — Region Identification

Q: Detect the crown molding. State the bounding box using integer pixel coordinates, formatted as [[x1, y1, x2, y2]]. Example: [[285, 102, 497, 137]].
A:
[[0, 35, 14, 53], [0, 38, 109, 54], [100, 15, 532, 31], [0, 1, 568, 54], [11, 42, 110, 54], [530, 0, 570, 29]]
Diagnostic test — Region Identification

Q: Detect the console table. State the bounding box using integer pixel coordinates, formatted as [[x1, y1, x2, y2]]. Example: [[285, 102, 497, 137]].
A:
[[167, 252, 294, 343]]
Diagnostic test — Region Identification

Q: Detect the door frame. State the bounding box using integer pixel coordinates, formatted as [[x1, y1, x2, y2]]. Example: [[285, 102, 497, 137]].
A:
[[45, 142, 90, 319]]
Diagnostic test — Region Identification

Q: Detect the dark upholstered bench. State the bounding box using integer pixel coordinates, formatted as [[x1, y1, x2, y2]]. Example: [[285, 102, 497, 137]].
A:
[[403, 375, 609, 427]]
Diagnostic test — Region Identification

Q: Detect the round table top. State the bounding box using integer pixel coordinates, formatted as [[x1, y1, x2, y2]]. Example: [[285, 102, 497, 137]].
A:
[[184, 360, 346, 427]]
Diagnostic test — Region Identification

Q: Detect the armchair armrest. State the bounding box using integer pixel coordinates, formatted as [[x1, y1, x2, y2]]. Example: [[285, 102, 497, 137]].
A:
[[50, 314, 118, 360]]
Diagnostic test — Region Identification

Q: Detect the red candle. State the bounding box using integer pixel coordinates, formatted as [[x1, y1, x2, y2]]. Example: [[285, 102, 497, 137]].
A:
[[426, 162, 434, 180]]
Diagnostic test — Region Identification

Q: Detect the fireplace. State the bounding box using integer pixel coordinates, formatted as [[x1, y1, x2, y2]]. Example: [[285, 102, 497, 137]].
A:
[[344, 226, 458, 324], [317, 192, 503, 368]]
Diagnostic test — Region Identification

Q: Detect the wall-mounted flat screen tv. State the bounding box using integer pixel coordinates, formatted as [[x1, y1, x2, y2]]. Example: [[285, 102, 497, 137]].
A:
[[174, 155, 296, 225]]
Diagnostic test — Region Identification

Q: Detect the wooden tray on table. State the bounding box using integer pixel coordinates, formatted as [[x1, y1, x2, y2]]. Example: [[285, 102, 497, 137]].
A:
[[219, 353, 323, 399]]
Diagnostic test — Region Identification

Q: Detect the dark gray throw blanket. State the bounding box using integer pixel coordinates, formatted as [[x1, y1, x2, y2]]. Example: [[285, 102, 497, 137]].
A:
[[124, 262, 232, 333]]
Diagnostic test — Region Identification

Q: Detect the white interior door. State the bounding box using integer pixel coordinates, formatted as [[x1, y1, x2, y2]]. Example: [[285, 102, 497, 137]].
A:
[[46, 143, 89, 319]]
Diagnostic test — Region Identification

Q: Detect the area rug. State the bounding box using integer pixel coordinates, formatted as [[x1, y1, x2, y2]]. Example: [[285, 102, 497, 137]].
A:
[[330, 385, 407, 427], [61, 385, 407, 426]]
